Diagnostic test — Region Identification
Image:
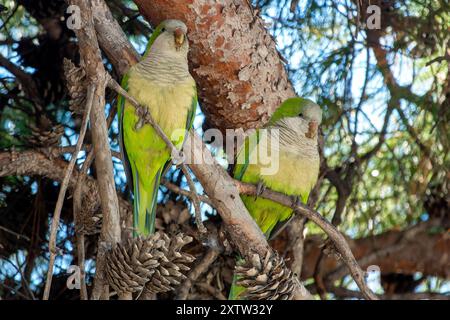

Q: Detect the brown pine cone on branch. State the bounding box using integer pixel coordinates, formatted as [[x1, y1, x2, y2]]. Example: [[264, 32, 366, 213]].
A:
[[28, 118, 64, 147], [63, 58, 87, 114], [144, 232, 195, 294], [106, 232, 195, 297], [235, 251, 297, 300]]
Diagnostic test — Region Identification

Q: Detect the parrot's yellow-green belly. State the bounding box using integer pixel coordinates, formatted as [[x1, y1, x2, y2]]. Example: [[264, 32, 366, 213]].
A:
[[123, 72, 195, 189], [241, 149, 320, 236]]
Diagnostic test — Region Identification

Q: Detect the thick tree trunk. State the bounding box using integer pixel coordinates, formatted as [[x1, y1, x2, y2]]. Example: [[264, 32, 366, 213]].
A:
[[133, 0, 295, 132]]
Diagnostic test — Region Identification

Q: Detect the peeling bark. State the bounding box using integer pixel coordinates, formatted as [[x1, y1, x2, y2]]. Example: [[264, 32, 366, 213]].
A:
[[133, 0, 295, 132]]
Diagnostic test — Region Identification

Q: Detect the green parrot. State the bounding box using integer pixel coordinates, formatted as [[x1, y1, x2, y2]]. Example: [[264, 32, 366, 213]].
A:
[[118, 20, 197, 236], [229, 97, 323, 299]]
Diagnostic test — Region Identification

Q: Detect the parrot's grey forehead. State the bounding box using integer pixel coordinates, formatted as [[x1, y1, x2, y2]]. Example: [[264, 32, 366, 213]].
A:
[[303, 101, 320, 111], [303, 103, 322, 122], [161, 19, 187, 33]]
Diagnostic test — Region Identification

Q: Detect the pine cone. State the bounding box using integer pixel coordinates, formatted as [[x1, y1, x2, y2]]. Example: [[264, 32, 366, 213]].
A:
[[106, 232, 195, 296], [76, 184, 102, 235], [63, 58, 87, 114], [144, 232, 195, 294], [235, 251, 296, 300], [76, 210, 101, 235], [29, 123, 63, 147], [106, 235, 163, 295]]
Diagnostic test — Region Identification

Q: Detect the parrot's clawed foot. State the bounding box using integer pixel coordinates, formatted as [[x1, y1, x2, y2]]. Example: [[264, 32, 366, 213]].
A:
[[134, 108, 149, 130], [134, 117, 145, 131], [255, 181, 266, 199], [290, 195, 302, 209]]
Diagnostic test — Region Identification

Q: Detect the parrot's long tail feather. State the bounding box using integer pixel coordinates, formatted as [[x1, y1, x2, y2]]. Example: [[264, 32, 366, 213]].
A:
[[133, 168, 163, 236]]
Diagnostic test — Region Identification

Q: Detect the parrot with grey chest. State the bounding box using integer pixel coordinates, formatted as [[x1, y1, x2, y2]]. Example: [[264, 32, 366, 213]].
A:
[[229, 97, 323, 299], [118, 20, 197, 236]]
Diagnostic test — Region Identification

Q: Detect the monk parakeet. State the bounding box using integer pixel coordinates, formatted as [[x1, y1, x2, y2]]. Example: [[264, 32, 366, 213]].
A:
[[118, 20, 197, 236], [229, 97, 322, 299]]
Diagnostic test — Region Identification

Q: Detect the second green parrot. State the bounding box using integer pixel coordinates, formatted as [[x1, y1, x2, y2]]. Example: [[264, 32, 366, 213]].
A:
[[229, 97, 323, 299], [118, 20, 197, 236]]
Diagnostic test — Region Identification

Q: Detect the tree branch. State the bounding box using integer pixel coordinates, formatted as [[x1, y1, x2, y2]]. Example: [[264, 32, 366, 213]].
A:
[[42, 84, 94, 300], [176, 248, 220, 300], [67, 0, 121, 300]]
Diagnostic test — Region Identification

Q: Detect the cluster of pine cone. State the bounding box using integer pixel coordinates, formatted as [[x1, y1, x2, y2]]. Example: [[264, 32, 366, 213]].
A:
[[105, 232, 195, 297]]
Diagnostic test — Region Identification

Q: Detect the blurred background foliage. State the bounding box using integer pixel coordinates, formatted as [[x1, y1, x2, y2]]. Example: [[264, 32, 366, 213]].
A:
[[0, 0, 448, 299]]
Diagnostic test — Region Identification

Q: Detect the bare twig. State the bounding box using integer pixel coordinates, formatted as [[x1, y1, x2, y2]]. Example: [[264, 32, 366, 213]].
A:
[[73, 150, 95, 300], [0, 225, 31, 242], [68, 0, 122, 300], [13, 255, 36, 300], [40, 144, 121, 160], [42, 85, 95, 300], [176, 249, 219, 300], [0, 283, 30, 300], [161, 179, 213, 206], [0, 53, 43, 108], [180, 165, 206, 234]]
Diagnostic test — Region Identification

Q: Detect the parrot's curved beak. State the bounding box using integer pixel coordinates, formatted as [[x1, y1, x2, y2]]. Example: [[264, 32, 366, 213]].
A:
[[305, 120, 318, 139], [174, 28, 185, 49]]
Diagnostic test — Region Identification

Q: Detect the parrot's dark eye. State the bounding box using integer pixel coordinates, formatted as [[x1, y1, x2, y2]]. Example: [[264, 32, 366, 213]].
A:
[[161, 27, 166, 32], [298, 113, 303, 117]]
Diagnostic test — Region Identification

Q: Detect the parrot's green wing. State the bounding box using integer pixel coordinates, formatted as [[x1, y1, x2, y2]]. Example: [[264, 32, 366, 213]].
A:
[[143, 24, 165, 58], [160, 91, 197, 180], [234, 97, 311, 180], [117, 73, 133, 192], [185, 91, 197, 132], [233, 130, 261, 181]]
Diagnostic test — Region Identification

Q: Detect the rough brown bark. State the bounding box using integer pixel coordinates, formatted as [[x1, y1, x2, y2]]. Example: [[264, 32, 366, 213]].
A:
[[133, 0, 295, 132]]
